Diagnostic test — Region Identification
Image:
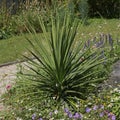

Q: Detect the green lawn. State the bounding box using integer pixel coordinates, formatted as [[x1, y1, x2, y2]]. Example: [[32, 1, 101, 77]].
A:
[[0, 19, 120, 65], [78, 18, 120, 40], [0, 34, 31, 64]]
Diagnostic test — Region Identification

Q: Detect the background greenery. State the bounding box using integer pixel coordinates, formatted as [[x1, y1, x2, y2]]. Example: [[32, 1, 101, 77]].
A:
[[1, 0, 119, 18], [0, 0, 120, 40]]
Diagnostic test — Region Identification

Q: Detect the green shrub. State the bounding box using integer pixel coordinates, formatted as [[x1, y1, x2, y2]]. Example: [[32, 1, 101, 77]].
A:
[[18, 10, 111, 108], [8, 0, 63, 34], [88, 0, 120, 18], [0, 7, 11, 39]]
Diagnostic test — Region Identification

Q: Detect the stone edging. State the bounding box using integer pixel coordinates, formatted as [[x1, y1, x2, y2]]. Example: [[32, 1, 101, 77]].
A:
[[0, 57, 35, 68]]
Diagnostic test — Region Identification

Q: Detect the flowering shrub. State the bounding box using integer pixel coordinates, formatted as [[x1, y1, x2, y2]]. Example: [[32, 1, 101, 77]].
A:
[[109, 87, 120, 119], [81, 86, 120, 120], [28, 105, 116, 120], [84, 105, 116, 120], [1, 83, 119, 120], [30, 87, 119, 120]]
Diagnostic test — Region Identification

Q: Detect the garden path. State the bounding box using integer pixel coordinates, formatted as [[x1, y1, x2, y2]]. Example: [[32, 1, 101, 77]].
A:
[[0, 64, 17, 96], [0, 62, 28, 112], [109, 60, 120, 88], [0, 63, 18, 111]]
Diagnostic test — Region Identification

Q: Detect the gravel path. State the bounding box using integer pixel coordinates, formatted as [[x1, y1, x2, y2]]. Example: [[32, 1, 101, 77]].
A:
[[0, 64, 17, 96], [0, 64, 18, 111], [110, 60, 120, 87], [0, 62, 28, 112], [0, 61, 28, 97]]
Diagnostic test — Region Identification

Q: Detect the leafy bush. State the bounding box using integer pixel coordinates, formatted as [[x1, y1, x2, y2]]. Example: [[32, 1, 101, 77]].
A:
[[88, 0, 120, 18], [0, 7, 12, 39], [0, 24, 15, 39], [0, 0, 53, 39], [110, 87, 120, 119], [5, 0, 65, 35]]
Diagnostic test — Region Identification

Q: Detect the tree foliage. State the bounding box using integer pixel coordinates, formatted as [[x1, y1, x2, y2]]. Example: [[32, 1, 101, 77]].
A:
[[88, 0, 120, 18]]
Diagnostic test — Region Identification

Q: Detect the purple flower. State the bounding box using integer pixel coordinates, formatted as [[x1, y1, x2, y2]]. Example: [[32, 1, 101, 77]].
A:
[[32, 113, 36, 120], [104, 110, 109, 114], [108, 112, 112, 117], [49, 112, 52, 117], [107, 113, 116, 120], [79, 113, 83, 119], [73, 112, 80, 119], [86, 107, 91, 113], [93, 105, 98, 110], [100, 105, 104, 109], [99, 112, 104, 117], [39, 118, 43, 120], [64, 108, 69, 113], [68, 112, 73, 118], [111, 115, 116, 120]]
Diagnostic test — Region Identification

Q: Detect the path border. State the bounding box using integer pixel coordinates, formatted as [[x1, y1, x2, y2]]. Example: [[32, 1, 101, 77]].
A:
[[0, 57, 35, 68]]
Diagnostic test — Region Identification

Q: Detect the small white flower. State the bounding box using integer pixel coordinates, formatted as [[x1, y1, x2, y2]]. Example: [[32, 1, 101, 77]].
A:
[[28, 108, 32, 111], [104, 22, 107, 25], [54, 110, 58, 114], [88, 102, 92, 105], [98, 25, 102, 28], [111, 99, 114, 102], [118, 24, 120, 28], [81, 33, 84, 36], [108, 103, 113, 108], [114, 88, 118, 92], [16, 117, 23, 120], [113, 97, 119, 101], [49, 118, 54, 120], [20, 100, 23, 103], [53, 97, 56, 100]]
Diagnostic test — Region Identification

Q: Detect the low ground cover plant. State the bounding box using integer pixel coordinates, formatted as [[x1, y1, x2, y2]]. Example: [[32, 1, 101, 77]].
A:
[[1, 82, 119, 119]]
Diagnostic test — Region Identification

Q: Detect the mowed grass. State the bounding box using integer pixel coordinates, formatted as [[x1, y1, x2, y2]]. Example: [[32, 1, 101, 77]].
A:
[[0, 34, 32, 64], [0, 19, 120, 65], [78, 18, 120, 40]]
